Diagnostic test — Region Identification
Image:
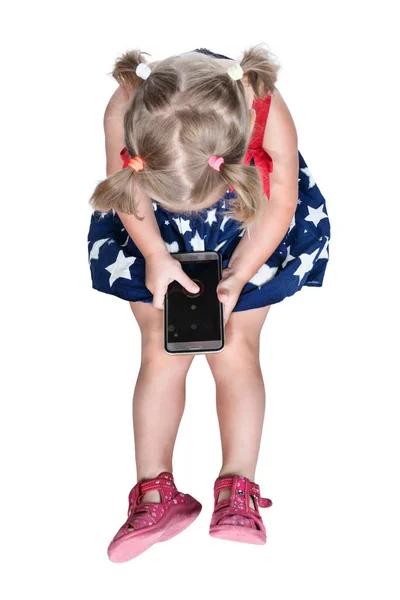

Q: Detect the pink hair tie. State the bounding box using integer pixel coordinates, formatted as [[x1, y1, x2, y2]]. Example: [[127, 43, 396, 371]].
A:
[[208, 155, 224, 171]]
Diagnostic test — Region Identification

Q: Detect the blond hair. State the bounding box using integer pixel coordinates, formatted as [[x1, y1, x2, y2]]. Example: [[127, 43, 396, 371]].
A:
[[89, 44, 281, 230]]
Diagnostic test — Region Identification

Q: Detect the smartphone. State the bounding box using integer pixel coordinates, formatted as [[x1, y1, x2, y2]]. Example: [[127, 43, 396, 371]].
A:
[[164, 251, 225, 355]]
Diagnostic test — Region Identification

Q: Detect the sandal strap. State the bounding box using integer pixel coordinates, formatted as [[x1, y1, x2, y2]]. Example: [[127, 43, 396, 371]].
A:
[[214, 474, 273, 510], [127, 472, 177, 513]]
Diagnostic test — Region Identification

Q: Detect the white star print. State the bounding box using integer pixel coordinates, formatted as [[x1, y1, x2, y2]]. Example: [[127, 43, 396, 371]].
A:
[[317, 236, 329, 260], [164, 220, 170, 225], [105, 250, 137, 287], [89, 238, 110, 261], [304, 204, 328, 227], [238, 228, 246, 237], [300, 167, 316, 188], [220, 215, 230, 231], [248, 264, 278, 286], [190, 230, 205, 251], [165, 241, 179, 253], [121, 234, 129, 247], [172, 217, 192, 235], [214, 240, 227, 251], [282, 245, 296, 268], [293, 248, 320, 286], [205, 208, 217, 227], [152, 202, 157, 211]]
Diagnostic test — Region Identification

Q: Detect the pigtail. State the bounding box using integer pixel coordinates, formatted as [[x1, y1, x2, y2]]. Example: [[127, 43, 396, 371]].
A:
[[109, 49, 152, 93], [218, 162, 267, 231], [88, 168, 144, 220], [240, 43, 281, 98], [88, 49, 157, 218]]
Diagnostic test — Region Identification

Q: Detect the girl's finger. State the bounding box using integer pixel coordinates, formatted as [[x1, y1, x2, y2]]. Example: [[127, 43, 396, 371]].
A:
[[175, 271, 201, 294], [153, 288, 166, 310]]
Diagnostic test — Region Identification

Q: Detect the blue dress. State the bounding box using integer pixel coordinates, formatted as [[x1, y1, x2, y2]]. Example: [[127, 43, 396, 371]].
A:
[[87, 48, 331, 312]]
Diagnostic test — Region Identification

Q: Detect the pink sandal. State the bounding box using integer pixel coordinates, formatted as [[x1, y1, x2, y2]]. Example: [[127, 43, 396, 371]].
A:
[[107, 471, 202, 562], [209, 474, 273, 544]]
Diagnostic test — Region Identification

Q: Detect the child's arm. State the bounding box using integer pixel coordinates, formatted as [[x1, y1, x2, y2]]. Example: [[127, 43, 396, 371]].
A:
[[103, 85, 129, 175], [103, 85, 169, 259], [227, 87, 299, 282]]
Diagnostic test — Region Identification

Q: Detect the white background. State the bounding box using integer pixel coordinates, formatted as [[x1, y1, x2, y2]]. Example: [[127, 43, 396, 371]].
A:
[[2, 0, 399, 598]]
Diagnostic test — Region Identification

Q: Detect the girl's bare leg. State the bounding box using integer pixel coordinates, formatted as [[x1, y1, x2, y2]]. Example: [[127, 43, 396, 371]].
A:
[[129, 301, 195, 502], [206, 305, 271, 508]]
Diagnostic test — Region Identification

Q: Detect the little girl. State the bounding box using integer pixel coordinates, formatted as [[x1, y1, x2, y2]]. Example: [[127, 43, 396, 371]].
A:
[[87, 45, 331, 562]]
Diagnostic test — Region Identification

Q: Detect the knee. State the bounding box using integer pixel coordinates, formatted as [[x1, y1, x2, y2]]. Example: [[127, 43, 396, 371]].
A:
[[206, 331, 260, 377], [130, 302, 194, 375], [141, 327, 194, 376]]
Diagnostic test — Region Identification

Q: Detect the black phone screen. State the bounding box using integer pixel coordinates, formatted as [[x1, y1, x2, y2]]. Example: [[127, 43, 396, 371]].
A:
[[166, 259, 221, 343]]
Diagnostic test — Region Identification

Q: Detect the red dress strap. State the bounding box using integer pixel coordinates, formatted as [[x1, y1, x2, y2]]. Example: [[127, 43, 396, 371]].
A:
[[247, 93, 272, 149], [241, 93, 274, 199]]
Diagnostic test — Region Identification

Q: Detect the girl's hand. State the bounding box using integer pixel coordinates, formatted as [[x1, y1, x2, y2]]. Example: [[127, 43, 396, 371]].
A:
[[145, 251, 200, 310], [216, 266, 248, 324]]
